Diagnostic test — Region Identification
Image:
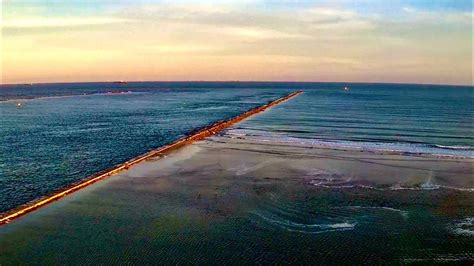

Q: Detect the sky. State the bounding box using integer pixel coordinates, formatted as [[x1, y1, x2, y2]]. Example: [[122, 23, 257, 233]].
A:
[[1, 0, 472, 85]]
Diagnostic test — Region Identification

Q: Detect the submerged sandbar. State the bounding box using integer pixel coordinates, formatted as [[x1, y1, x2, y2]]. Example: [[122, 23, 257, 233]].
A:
[[1, 134, 473, 264]]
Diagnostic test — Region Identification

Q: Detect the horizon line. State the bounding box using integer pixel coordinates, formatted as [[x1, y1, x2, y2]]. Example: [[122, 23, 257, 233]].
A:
[[1, 80, 472, 87]]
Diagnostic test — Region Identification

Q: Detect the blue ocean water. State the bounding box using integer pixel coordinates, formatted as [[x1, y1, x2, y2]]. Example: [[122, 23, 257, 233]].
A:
[[0, 82, 472, 212], [227, 83, 474, 157]]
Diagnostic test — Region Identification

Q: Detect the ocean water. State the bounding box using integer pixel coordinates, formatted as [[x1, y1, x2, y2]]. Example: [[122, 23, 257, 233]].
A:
[[0, 82, 472, 213], [227, 83, 474, 157]]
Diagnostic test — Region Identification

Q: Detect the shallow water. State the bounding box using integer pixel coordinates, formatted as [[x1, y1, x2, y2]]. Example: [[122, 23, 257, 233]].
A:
[[1, 138, 472, 264]]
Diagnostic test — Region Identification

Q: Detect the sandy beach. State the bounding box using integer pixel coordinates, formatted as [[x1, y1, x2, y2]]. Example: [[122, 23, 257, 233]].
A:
[[1, 134, 473, 264]]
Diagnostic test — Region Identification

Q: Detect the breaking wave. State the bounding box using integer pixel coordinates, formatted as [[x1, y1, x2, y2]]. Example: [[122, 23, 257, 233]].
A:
[[450, 217, 474, 236], [251, 211, 356, 234], [308, 174, 473, 192], [223, 128, 474, 158], [434, 145, 473, 150]]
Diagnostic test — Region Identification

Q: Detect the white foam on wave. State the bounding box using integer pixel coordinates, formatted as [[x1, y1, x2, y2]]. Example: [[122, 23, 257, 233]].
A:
[[310, 180, 382, 191], [307, 172, 386, 191], [193, 106, 228, 111], [311, 182, 473, 193], [310, 178, 473, 193], [342, 206, 409, 219], [389, 184, 474, 192], [306, 172, 384, 190], [403, 254, 474, 263], [440, 186, 474, 192], [230, 160, 278, 176], [251, 211, 356, 234], [434, 144, 473, 150], [450, 217, 474, 236], [224, 128, 474, 158]]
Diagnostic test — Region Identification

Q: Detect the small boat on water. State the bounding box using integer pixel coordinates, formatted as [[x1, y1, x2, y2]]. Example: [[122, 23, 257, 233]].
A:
[[343, 86, 349, 91], [113, 80, 128, 84]]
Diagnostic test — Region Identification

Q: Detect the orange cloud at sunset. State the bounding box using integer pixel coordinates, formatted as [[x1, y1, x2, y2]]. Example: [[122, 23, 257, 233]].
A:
[[1, 1, 472, 85]]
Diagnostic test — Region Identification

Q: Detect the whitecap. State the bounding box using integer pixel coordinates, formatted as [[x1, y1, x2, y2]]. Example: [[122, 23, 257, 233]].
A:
[[342, 206, 409, 219], [222, 128, 474, 158], [251, 211, 356, 234], [310, 180, 473, 193], [450, 217, 474, 236], [309, 178, 382, 191], [434, 144, 473, 150]]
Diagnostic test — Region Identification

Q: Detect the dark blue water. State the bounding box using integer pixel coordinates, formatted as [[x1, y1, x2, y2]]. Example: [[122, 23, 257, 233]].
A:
[[0, 82, 472, 212]]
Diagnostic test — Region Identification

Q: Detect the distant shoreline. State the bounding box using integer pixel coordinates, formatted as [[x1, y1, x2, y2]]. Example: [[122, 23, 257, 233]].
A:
[[1, 80, 472, 88], [1, 81, 471, 103]]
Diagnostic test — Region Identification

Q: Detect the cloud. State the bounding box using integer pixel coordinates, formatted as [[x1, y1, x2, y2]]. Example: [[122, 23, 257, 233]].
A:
[[210, 26, 312, 40], [400, 6, 472, 24], [2, 1, 472, 85], [113, 3, 375, 43], [2, 17, 131, 29], [144, 44, 217, 54]]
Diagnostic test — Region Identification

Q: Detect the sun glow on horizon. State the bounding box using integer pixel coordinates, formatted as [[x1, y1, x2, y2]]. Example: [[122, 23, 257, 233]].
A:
[[1, 0, 473, 85]]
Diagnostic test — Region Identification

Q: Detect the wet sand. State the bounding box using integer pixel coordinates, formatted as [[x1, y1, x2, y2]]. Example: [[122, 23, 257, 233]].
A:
[[1, 136, 473, 264]]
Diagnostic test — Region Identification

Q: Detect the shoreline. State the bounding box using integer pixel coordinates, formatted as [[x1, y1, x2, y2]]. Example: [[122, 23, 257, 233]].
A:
[[0, 91, 302, 225]]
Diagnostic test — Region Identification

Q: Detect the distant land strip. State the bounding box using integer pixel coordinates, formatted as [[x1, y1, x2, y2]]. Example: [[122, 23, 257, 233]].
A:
[[0, 91, 303, 225]]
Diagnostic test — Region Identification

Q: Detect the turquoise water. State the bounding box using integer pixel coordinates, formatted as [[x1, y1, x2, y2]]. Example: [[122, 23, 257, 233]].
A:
[[0, 82, 472, 212]]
